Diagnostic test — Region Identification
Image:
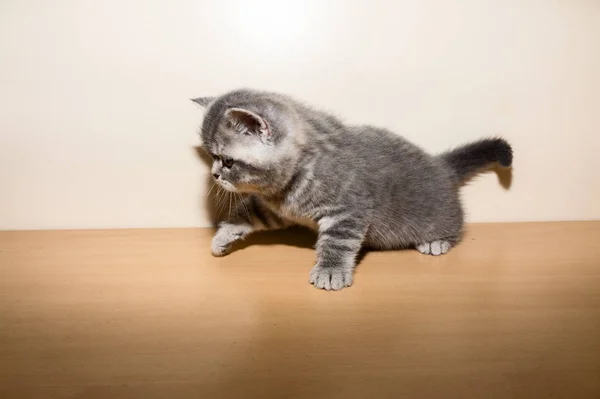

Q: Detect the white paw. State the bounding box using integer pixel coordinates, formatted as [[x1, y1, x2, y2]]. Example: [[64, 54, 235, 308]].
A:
[[211, 226, 245, 257], [309, 265, 353, 291], [416, 240, 451, 256]]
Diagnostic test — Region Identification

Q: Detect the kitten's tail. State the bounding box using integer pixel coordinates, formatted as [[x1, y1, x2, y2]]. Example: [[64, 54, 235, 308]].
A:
[[440, 137, 513, 183]]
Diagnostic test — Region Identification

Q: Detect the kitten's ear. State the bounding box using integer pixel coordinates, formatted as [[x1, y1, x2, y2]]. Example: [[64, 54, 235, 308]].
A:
[[191, 97, 215, 107], [224, 108, 270, 138]]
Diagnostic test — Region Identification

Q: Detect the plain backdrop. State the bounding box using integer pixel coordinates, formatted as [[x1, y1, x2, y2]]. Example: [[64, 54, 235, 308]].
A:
[[1, 0, 599, 230]]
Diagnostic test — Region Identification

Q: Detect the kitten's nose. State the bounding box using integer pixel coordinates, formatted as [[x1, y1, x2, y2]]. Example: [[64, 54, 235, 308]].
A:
[[212, 173, 220, 179]]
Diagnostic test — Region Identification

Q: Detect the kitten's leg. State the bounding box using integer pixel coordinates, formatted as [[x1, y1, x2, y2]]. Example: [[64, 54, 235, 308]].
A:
[[211, 222, 253, 257], [212, 197, 287, 257], [416, 240, 452, 256], [309, 216, 367, 291]]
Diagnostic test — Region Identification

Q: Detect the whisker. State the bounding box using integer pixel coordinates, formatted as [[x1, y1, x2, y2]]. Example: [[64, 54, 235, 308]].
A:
[[228, 192, 232, 220], [237, 193, 250, 220], [234, 194, 239, 219], [215, 187, 226, 217], [219, 189, 228, 216], [206, 182, 217, 198]]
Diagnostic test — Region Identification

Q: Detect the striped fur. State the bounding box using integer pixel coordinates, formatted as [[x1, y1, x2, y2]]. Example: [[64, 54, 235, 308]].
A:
[[193, 90, 513, 290]]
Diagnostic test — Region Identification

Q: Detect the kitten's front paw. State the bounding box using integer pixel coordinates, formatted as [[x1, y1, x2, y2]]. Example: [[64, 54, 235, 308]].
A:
[[211, 227, 243, 257], [211, 239, 233, 257], [309, 265, 353, 291]]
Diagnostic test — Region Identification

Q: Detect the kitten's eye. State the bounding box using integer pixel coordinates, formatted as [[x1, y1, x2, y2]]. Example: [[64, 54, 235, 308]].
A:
[[211, 154, 219, 161], [223, 158, 234, 168]]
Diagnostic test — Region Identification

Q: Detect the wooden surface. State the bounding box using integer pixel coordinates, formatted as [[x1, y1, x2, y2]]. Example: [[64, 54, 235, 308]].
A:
[[1, 222, 599, 398]]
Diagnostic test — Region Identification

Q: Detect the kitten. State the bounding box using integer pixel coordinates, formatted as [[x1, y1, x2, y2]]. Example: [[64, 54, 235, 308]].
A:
[[193, 89, 512, 290]]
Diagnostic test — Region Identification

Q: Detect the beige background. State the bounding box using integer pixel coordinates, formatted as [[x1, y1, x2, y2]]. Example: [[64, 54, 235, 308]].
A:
[[1, 0, 599, 230]]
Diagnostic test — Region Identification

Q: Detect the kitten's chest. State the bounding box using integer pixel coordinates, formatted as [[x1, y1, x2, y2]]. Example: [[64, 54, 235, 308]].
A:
[[262, 198, 318, 231], [283, 213, 318, 231]]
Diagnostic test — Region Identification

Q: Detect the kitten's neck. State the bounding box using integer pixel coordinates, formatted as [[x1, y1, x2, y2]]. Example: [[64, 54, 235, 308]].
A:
[[262, 150, 315, 204]]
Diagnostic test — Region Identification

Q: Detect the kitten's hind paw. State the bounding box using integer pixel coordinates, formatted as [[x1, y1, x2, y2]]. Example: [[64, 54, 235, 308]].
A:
[[416, 240, 452, 256], [309, 265, 353, 291]]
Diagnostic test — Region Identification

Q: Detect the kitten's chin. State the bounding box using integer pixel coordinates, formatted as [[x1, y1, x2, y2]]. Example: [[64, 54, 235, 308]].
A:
[[217, 180, 237, 192]]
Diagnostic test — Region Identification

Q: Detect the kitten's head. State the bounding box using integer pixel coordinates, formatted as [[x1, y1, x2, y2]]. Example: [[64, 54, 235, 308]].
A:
[[193, 89, 303, 195]]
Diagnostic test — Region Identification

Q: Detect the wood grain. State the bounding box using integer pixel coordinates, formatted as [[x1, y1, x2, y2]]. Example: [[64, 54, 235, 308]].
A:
[[1, 222, 599, 398]]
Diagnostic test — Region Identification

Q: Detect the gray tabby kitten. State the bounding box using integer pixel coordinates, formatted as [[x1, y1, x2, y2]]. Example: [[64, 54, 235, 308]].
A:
[[193, 89, 512, 291]]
